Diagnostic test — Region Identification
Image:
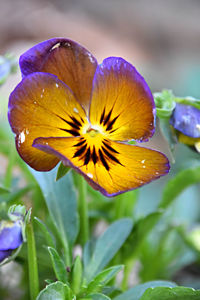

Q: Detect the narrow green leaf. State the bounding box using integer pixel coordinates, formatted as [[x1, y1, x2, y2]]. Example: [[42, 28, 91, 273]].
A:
[[123, 212, 163, 260], [34, 217, 55, 248], [0, 186, 10, 195], [0, 185, 34, 204], [140, 286, 200, 300], [159, 166, 200, 209], [159, 118, 177, 162], [87, 265, 123, 294], [48, 247, 68, 284], [56, 163, 71, 181], [36, 281, 74, 300], [114, 281, 177, 300], [84, 218, 133, 282], [71, 256, 83, 294], [31, 167, 79, 248]]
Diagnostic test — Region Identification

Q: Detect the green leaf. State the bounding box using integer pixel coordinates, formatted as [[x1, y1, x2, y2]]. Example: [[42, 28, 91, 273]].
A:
[[140, 286, 200, 300], [159, 166, 200, 209], [48, 247, 68, 284], [56, 163, 71, 181], [34, 217, 55, 248], [84, 218, 133, 282], [0, 186, 10, 195], [82, 294, 111, 300], [36, 281, 74, 300], [113, 281, 177, 300], [123, 212, 163, 259], [71, 256, 83, 294], [154, 90, 176, 118], [87, 265, 123, 294], [31, 167, 79, 247]]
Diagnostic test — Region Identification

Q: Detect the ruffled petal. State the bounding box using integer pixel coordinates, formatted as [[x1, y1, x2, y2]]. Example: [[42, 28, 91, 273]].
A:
[[20, 38, 98, 111], [33, 136, 169, 197], [8, 72, 88, 171], [89, 57, 155, 142]]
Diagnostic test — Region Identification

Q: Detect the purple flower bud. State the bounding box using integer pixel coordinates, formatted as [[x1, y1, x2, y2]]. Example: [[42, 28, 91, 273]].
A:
[[0, 221, 23, 263], [170, 103, 200, 138]]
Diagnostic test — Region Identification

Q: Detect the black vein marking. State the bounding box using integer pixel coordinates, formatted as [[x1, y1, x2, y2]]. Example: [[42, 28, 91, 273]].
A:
[[100, 108, 105, 124], [103, 109, 113, 126], [65, 120, 80, 130], [84, 147, 91, 165], [70, 116, 82, 127], [99, 149, 109, 170], [92, 147, 98, 164], [61, 129, 80, 136], [102, 146, 122, 165], [73, 139, 86, 147], [102, 141, 119, 154], [106, 115, 119, 131], [73, 144, 87, 157]]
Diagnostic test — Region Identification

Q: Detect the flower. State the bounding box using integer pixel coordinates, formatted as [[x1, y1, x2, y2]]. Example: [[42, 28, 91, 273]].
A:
[[170, 103, 200, 152], [0, 220, 23, 263], [8, 38, 170, 196]]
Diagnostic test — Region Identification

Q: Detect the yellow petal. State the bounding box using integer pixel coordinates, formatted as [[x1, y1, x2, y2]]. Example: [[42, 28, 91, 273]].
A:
[[33, 136, 169, 196], [8, 73, 88, 171], [89, 57, 155, 142]]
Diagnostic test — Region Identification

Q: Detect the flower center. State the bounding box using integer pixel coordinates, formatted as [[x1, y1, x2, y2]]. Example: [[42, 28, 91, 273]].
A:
[[86, 127, 100, 138]]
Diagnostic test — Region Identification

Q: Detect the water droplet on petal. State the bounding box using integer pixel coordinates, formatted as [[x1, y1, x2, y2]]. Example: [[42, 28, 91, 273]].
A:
[[141, 159, 145, 164], [19, 131, 25, 144], [73, 107, 79, 113], [87, 173, 93, 179], [55, 83, 59, 88]]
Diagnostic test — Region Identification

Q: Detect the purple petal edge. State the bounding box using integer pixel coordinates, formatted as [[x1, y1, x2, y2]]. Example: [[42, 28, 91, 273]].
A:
[[33, 137, 170, 197], [19, 37, 98, 78]]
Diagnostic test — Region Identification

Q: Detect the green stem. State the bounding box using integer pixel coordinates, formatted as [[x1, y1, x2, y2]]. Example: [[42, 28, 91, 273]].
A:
[[26, 223, 39, 300], [121, 258, 136, 290], [78, 175, 89, 246]]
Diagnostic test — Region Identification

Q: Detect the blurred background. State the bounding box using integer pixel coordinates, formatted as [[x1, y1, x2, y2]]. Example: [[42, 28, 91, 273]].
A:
[[1, 0, 200, 299], [1, 0, 200, 96]]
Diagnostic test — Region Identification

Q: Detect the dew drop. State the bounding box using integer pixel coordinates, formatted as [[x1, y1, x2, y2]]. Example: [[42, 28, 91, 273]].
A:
[[87, 173, 93, 178], [19, 131, 25, 144], [73, 107, 79, 113], [51, 42, 61, 51], [155, 172, 159, 175], [55, 83, 59, 88], [141, 159, 145, 164], [142, 165, 146, 168]]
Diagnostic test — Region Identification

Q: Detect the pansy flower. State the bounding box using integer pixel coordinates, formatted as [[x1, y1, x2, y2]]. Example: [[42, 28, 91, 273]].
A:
[[8, 38, 169, 196], [170, 103, 200, 152], [0, 221, 23, 263]]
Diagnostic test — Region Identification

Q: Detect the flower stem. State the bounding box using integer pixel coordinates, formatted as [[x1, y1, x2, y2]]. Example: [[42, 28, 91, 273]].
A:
[[26, 222, 39, 300], [78, 175, 89, 245]]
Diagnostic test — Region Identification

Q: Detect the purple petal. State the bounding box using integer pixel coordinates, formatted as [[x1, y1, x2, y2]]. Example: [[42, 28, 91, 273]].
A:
[[0, 250, 12, 263], [0, 221, 23, 250], [170, 103, 200, 138]]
